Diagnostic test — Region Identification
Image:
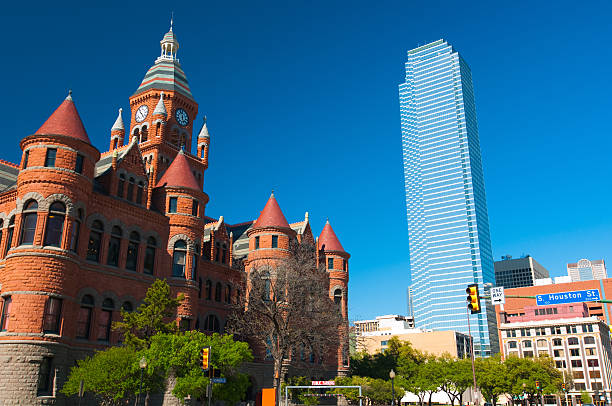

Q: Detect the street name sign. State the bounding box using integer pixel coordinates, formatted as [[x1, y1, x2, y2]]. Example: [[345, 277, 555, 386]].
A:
[[311, 381, 335, 386], [211, 378, 226, 384], [491, 287, 505, 305], [536, 289, 600, 306]]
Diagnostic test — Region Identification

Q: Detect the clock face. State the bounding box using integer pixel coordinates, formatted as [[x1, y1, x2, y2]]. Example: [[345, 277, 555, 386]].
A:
[[175, 108, 189, 126], [135, 105, 149, 122]]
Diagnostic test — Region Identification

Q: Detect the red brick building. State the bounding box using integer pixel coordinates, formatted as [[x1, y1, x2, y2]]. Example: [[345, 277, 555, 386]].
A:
[[0, 26, 349, 405]]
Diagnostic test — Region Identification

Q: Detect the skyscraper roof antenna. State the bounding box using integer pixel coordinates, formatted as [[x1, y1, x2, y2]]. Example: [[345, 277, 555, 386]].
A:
[[170, 11, 174, 31]]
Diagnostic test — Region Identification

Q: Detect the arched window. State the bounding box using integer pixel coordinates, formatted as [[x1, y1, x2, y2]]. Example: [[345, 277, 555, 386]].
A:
[[172, 240, 187, 278], [70, 209, 83, 252], [191, 244, 199, 281], [0, 220, 4, 255], [198, 277, 203, 299], [4, 216, 14, 256], [143, 237, 156, 274], [204, 314, 220, 332], [334, 289, 343, 305], [44, 202, 66, 247], [537, 339, 547, 348], [107, 226, 122, 267], [568, 337, 579, 346], [584, 336, 596, 345], [76, 295, 94, 339], [264, 279, 271, 301], [222, 243, 227, 264], [86, 220, 104, 262], [508, 341, 518, 349], [127, 177, 135, 202], [215, 282, 222, 302], [121, 302, 133, 312], [126, 231, 140, 271], [140, 126, 148, 143], [118, 174, 125, 198], [136, 182, 144, 205], [225, 285, 231, 304], [523, 340, 532, 348], [20, 200, 38, 245], [98, 298, 114, 342], [205, 280, 212, 300], [112, 138, 118, 149], [553, 338, 562, 346]]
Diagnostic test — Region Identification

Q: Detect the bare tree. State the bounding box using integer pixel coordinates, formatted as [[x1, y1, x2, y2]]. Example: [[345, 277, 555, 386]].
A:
[[227, 239, 344, 405]]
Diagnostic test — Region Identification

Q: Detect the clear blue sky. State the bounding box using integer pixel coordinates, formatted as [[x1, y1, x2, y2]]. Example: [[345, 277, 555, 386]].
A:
[[2, 1, 612, 321]]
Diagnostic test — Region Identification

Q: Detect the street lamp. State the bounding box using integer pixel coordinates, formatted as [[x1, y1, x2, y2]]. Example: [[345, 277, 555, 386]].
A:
[[137, 356, 147, 406], [390, 369, 396, 406]]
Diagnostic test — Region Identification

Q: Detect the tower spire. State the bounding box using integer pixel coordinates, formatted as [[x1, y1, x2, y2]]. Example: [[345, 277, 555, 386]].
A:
[[170, 12, 174, 31]]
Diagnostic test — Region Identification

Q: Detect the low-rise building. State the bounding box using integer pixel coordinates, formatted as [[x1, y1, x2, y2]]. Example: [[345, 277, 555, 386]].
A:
[[498, 303, 612, 405], [354, 315, 472, 359]]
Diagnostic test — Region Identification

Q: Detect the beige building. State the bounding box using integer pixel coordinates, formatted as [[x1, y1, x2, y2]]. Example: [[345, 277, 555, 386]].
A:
[[353, 315, 472, 359]]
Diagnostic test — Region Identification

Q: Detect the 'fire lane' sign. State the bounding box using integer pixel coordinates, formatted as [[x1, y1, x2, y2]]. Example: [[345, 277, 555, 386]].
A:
[[536, 289, 600, 306]]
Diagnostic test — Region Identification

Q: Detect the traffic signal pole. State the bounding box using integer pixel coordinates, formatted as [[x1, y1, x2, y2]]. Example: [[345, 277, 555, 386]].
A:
[[466, 306, 478, 405]]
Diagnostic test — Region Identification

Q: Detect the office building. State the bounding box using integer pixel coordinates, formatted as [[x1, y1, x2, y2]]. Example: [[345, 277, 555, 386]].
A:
[[499, 302, 612, 405], [354, 315, 471, 359], [568, 259, 608, 282], [399, 39, 497, 356], [494, 255, 550, 288]]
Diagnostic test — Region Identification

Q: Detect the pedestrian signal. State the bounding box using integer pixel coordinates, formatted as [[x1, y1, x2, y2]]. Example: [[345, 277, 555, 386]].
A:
[[466, 284, 481, 314], [201, 347, 210, 371]]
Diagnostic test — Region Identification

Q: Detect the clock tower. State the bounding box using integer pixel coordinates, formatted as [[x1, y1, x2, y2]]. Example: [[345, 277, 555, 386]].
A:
[[126, 23, 205, 188]]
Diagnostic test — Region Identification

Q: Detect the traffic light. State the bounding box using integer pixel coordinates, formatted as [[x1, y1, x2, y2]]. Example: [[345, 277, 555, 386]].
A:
[[535, 380, 540, 390], [562, 383, 566, 391], [201, 347, 210, 371], [466, 284, 481, 314]]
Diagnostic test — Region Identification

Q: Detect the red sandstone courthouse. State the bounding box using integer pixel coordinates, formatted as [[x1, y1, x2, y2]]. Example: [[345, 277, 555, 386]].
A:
[[0, 26, 349, 405]]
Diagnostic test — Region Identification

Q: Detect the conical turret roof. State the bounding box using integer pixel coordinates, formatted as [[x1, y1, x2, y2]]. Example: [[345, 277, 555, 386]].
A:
[[318, 220, 345, 252], [111, 108, 124, 131], [156, 149, 200, 191], [36, 92, 91, 144], [254, 193, 290, 229]]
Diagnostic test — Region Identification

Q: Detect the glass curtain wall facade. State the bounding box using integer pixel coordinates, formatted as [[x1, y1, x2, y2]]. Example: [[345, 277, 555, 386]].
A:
[[399, 40, 498, 356]]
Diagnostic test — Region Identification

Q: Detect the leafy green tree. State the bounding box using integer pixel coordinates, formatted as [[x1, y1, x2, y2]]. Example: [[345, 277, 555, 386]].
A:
[[282, 376, 319, 405], [438, 354, 473, 406], [581, 391, 593, 404], [331, 376, 398, 406], [113, 279, 184, 350], [146, 331, 253, 403], [61, 346, 163, 406], [475, 354, 507, 406], [504, 356, 562, 405]]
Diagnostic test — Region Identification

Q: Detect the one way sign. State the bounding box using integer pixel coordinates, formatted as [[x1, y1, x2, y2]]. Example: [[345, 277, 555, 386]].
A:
[[491, 287, 505, 305]]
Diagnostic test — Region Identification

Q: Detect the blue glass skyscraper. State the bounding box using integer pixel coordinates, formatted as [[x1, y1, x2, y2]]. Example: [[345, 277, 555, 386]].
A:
[[399, 40, 498, 356]]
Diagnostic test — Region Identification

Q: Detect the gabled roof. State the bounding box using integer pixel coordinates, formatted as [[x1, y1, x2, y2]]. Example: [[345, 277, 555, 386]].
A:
[[94, 137, 139, 177], [36, 93, 91, 144], [318, 220, 345, 252], [156, 149, 200, 190], [253, 193, 290, 229]]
